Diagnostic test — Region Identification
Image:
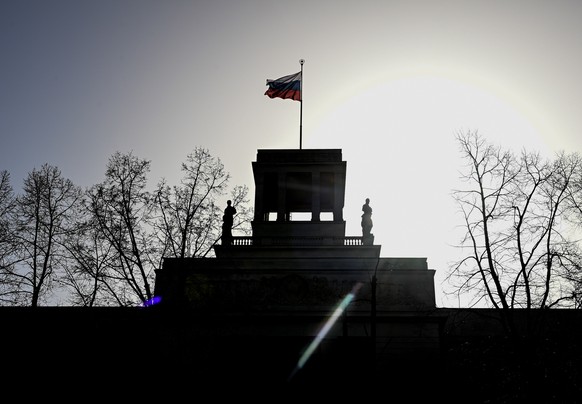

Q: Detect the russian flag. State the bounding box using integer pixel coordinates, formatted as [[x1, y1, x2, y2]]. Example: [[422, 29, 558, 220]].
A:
[[265, 71, 301, 101]]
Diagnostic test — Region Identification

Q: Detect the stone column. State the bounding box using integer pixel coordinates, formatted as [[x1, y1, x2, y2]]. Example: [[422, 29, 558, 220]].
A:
[[311, 171, 320, 221], [254, 171, 264, 222], [333, 170, 344, 221], [277, 171, 287, 222]]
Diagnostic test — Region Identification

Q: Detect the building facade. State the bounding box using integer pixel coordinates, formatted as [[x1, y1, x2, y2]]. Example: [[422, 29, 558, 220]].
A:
[[153, 149, 444, 390]]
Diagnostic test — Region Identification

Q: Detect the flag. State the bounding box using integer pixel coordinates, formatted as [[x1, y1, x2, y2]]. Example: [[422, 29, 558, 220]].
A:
[[265, 71, 301, 101]]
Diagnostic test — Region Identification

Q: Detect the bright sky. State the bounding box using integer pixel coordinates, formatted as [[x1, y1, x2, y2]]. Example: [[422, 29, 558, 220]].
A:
[[2, 0, 582, 307]]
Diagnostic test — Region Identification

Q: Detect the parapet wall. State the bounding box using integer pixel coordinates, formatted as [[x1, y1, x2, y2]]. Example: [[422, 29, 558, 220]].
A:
[[155, 256, 436, 311]]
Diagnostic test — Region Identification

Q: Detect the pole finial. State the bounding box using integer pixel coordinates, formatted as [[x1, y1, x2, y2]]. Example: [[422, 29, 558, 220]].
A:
[[300, 59, 305, 65]]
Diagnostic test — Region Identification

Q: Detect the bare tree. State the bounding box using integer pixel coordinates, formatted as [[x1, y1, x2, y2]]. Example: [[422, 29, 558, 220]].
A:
[[562, 152, 582, 308], [447, 131, 582, 335], [153, 147, 253, 260], [60, 217, 119, 306], [154, 147, 228, 259], [62, 148, 253, 307], [85, 151, 157, 306], [227, 184, 253, 238], [0, 170, 22, 305], [4, 165, 83, 306], [1, 148, 253, 307]]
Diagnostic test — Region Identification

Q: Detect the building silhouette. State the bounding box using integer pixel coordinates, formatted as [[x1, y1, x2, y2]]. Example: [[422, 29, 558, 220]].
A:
[[153, 148, 445, 394], [2, 148, 581, 402]]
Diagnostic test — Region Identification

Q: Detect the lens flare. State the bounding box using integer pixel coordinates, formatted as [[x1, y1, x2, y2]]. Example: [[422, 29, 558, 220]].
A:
[[142, 296, 162, 307], [289, 282, 363, 381]]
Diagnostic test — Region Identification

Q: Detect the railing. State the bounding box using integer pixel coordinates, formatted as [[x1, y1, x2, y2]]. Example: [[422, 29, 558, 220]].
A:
[[343, 236, 364, 245], [227, 236, 366, 246], [230, 236, 253, 246]]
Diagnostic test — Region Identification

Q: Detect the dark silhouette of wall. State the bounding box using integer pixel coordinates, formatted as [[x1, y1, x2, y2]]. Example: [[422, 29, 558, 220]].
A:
[[2, 306, 581, 402]]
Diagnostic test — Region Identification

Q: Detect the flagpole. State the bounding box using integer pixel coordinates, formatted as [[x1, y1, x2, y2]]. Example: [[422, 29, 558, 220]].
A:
[[299, 59, 304, 150]]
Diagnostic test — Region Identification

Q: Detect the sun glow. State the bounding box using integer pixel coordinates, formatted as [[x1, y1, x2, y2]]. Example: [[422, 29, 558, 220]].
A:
[[309, 73, 550, 308]]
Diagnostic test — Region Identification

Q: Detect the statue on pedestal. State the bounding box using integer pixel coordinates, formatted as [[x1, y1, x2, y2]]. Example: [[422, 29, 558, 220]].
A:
[[361, 198, 374, 245], [221, 200, 236, 245]]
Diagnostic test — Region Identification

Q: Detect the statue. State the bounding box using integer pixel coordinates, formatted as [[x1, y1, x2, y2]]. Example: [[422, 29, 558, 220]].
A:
[[361, 198, 374, 245], [221, 200, 236, 245]]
